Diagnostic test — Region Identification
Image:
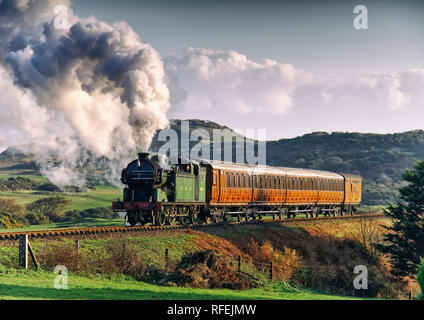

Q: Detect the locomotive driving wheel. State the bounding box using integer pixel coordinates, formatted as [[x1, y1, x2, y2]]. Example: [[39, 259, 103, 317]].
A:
[[153, 211, 166, 226]]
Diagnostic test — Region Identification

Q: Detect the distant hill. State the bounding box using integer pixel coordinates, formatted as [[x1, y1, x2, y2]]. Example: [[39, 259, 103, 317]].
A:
[[2, 119, 424, 205]]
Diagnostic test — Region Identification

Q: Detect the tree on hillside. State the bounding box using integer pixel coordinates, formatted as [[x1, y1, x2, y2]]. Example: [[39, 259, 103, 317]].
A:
[[377, 160, 424, 278]]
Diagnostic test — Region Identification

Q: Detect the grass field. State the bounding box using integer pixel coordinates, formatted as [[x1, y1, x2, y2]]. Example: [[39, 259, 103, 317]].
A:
[[0, 270, 361, 300], [0, 217, 125, 232], [0, 184, 121, 211]]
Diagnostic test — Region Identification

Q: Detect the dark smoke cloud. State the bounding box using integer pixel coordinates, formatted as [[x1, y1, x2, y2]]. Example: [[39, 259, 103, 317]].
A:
[[0, 0, 170, 188]]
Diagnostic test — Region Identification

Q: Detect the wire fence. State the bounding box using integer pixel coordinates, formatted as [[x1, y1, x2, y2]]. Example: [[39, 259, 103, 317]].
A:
[[6, 236, 418, 299]]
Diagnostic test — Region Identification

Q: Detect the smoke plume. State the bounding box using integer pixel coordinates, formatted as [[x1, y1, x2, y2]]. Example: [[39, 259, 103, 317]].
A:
[[0, 0, 170, 188]]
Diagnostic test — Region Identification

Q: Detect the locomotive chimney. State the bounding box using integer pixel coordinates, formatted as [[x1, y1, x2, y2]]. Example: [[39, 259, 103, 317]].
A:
[[138, 152, 149, 161]]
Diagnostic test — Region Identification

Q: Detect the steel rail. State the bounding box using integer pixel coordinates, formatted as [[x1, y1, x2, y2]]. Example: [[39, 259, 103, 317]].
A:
[[0, 213, 384, 240]]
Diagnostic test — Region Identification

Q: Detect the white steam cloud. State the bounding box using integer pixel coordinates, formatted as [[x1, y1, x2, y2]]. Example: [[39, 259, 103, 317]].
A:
[[0, 0, 170, 188]]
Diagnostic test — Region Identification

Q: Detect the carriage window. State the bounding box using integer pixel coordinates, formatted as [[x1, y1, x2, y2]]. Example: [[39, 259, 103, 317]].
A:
[[226, 174, 230, 187], [213, 172, 216, 185]]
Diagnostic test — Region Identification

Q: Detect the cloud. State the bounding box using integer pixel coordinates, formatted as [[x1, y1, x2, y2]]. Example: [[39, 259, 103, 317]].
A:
[[165, 47, 312, 116], [166, 47, 420, 122]]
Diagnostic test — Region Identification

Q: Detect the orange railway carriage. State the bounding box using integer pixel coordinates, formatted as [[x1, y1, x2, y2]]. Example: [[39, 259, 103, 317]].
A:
[[202, 160, 361, 219]]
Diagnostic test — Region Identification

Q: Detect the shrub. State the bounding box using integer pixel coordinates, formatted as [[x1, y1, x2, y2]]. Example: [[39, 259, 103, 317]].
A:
[[248, 239, 301, 281], [26, 196, 71, 223], [36, 183, 60, 192], [0, 198, 27, 228], [0, 177, 36, 191], [64, 207, 115, 221], [162, 250, 261, 289], [25, 211, 50, 225], [418, 258, 424, 300]]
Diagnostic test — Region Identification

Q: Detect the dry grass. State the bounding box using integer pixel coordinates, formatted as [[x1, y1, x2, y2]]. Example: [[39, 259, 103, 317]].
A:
[[248, 239, 300, 281]]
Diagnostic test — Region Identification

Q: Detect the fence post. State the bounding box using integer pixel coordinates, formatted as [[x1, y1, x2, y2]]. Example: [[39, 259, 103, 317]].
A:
[[43, 239, 47, 265], [19, 234, 28, 269], [165, 248, 169, 269], [269, 262, 273, 280], [237, 256, 241, 272]]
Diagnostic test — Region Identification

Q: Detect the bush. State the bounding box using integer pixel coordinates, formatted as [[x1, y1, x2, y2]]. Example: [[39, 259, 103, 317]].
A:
[[161, 250, 261, 289], [36, 183, 60, 192], [418, 258, 424, 300], [0, 177, 36, 191], [64, 207, 115, 221], [38, 242, 153, 279], [25, 211, 50, 225], [248, 240, 301, 281], [26, 196, 71, 223], [0, 198, 27, 228]]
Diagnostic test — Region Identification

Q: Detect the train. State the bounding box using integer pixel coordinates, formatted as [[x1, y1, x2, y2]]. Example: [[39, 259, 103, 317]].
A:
[[112, 153, 362, 226]]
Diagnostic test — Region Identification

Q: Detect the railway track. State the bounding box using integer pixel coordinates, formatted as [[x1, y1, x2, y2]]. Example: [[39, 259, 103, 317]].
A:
[[0, 213, 384, 240]]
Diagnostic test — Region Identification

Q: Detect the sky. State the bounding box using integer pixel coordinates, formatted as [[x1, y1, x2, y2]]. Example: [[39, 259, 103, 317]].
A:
[[1, 0, 424, 155]]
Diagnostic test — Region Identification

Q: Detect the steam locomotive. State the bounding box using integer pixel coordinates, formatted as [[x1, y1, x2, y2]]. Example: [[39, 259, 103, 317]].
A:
[[112, 153, 362, 226]]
